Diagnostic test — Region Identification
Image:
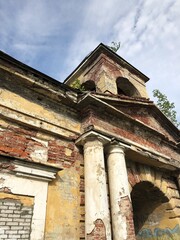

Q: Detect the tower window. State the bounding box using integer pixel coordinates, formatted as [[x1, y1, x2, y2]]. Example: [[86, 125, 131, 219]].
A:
[[116, 77, 140, 97], [82, 80, 96, 91]]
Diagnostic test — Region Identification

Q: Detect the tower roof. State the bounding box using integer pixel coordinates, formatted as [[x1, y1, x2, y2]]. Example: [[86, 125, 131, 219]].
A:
[[64, 43, 149, 85]]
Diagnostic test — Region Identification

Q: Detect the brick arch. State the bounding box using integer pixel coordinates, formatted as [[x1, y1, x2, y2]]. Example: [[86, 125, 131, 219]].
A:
[[127, 162, 173, 200], [127, 161, 180, 239]]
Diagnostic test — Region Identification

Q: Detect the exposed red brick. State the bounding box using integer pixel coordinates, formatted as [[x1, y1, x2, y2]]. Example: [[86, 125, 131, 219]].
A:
[[8, 126, 37, 137], [80, 193, 85, 206], [87, 219, 106, 240], [127, 169, 138, 187], [0, 127, 45, 160], [0, 187, 11, 193], [84, 113, 179, 160], [48, 140, 78, 167], [80, 179, 84, 192], [119, 196, 136, 240]]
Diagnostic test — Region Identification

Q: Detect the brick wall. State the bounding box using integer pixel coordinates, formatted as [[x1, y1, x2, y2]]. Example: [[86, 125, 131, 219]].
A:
[[0, 122, 44, 161], [0, 198, 33, 240], [119, 196, 136, 240]]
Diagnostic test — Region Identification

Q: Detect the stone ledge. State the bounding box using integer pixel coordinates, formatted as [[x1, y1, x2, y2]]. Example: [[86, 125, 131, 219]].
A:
[[0, 155, 62, 182]]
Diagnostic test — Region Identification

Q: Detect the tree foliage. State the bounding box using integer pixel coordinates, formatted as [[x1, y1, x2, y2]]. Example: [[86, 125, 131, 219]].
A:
[[108, 41, 121, 53], [153, 89, 179, 127]]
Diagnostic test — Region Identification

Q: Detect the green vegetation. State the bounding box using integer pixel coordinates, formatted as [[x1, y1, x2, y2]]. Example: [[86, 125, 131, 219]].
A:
[[108, 41, 121, 53], [153, 89, 179, 127], [70, 79, 85, 91]]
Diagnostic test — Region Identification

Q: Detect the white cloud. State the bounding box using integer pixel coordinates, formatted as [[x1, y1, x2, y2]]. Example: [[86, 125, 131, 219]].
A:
[[0, 0, 85, 63]]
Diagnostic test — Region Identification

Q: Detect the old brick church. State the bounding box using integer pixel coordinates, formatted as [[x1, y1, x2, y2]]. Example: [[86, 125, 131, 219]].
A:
[[0, 43, 179, 239]]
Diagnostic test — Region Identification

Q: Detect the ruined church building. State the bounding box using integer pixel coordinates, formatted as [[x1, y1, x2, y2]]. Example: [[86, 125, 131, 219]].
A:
[[0, 43, 179, 240]]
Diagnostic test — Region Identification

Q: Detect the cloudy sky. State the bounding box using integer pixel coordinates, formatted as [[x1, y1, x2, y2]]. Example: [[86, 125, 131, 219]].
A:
[[0, 0, 180, 121]]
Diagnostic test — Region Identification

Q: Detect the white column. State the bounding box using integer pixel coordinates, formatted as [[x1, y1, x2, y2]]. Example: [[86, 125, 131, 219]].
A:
[[107, 143, 132, 240], [84, 136, 111, 239]]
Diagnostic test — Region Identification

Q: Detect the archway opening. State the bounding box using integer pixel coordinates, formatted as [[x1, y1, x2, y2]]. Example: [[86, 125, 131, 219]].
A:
[[131, 181, 169, 239], [82, 80, 96, 91], [116, 77, 141, 97]]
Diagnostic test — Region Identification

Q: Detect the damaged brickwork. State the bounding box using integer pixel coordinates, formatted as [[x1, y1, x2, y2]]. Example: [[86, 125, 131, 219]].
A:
[[119, 196, 136, 240], [87, 219, 106, 240], [0, 123, 44, 161], [0, 43, 179, 240], [48, 140, 77, 168], [80, 108, 179, 161]]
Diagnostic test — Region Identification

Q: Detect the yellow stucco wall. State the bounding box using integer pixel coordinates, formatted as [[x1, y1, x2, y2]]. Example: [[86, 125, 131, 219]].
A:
[[137, 202, 180, 240], [45, 167, 81, 240]]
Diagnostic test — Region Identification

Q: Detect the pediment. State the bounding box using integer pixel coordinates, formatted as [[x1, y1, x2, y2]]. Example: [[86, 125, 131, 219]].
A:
[[88, 93, 179, 144], [111, 100, 179, 143]]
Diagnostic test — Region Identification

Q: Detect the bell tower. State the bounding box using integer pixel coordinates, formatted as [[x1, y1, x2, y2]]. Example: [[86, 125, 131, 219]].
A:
[[64, 43, 149, 98]]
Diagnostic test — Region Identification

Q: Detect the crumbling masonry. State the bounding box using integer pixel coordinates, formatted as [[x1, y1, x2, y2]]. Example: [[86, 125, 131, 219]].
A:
[[0, 43, 179, 239]]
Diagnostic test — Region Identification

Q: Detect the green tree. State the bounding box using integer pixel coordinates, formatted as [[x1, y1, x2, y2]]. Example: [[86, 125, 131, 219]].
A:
[[108, 41, 121, 53], [153, 89, 179, 127]]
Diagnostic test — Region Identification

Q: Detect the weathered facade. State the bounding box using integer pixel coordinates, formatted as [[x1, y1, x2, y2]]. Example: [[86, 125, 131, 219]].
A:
[[0, 43, 179, 240]]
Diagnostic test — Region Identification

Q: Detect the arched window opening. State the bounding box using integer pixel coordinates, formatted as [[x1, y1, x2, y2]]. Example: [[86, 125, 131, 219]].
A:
[[131, 181, 169, 238], [82, 80, 96, 91], [116, 77, 141, 97]]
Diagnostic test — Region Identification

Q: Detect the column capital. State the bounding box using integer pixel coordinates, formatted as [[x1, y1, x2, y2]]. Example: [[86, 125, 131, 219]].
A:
[[106, 141, 125, 155], [75, 130, 111, 146]]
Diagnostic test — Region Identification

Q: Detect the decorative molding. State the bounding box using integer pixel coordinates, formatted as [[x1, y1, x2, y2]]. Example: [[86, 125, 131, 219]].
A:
[[76, 130, 111, 146], [0, 156, 62, 240], [0, 156, 62, 181]]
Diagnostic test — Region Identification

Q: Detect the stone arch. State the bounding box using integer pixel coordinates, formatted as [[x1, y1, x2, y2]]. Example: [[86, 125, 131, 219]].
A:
[[127, 161, 180, 239], [82, 80, 96, 91], [116, 77, 141, 97], [127, 163, 171, 200], [131, 181, 168, 234]]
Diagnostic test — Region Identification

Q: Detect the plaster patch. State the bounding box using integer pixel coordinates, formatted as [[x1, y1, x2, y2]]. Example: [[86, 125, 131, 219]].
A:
[[30, 146, 48, 162], [65, 148, 72, 156]]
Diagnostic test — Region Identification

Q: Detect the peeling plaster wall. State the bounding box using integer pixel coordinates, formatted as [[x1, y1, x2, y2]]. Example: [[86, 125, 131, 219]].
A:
[[0, 74, 82, 239], [0, 116, 83, 240], [0, 118, 48, 162], [45, 168, 81, 240], [86, 219, 106, 240], [44, 134, 83, 239], [0, 77, 80, 140]]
